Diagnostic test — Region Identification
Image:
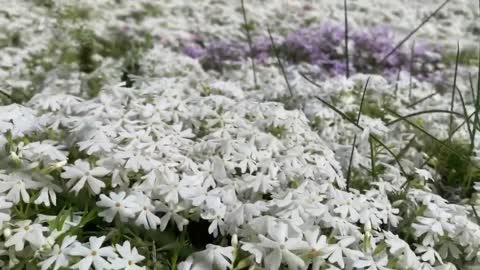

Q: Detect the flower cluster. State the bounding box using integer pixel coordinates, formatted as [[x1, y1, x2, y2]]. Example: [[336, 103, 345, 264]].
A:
[[0, 0, 479, 269], [183, 23, 450, 81]]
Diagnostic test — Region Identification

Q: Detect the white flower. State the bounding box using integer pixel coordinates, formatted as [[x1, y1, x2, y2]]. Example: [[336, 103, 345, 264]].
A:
[[180, 244, 234, 270], [69, 236, 116, 270], [5, 220, 47, 251], [155, 169, 199, 204], [0, 196, 12, 228], [133, 193, 161, 230], [61, 160, 109, 195], [474, 182, 480, 192], [332, 193, 361, 223], [33, 173, 62, 207], [113, 149, 157, 173], [155, 202, 189, 231], [242, 173, 279, 194], [110, 241, 145, 270], [97, 192, 140, 223], [437, 240, 461, 260], [202, 157, 231, 185], [415, 244, 443, 265], [412, 206, 455, 246], [78, 132, 114, 155], [303, 228, 329, 270], [319, 236, 363, 269], [257, 222, 310, 270], [0, 172, 41, 203], [225, 201, 268, 228], [20, 141, 68, 165], [0, 104, 39, 136], [230, 140, 258, 174], [353, 252, 390, 270], [385, 232, 420, 269], [97, 157, 129, 188], [415, 168, 434, 182], [38, 235, 77, 270], [202, 211, 226, 238]]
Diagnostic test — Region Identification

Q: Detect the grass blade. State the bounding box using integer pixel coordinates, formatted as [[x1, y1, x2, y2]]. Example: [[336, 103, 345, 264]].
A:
[[240, 0, 258, 88], [346, 135, 357, 191], [371, 135, 408, 178], [471, 45, 480, 152], [343, 0, 350, 78], [385, 109, 464, 126], [451, 111, 476, 135], [455, 86, 474, 142], [469, 72, 476, 103], [394, 68, 401, 97], [300, 72, 360, 128], [386, 108, 476, 167], [357, 77, 370, 123], [448, 42, 460, 140], [406, 92, 438, 108], [408, 40, 415, 99], [300, 72, 408, 177], [267, 27, 293, 97], [346, 77, 370, 191], [0, 89, 12, 101], [396, 135, 417, 162], [369, 138, 377, 181], [379, 0, 451, 64]]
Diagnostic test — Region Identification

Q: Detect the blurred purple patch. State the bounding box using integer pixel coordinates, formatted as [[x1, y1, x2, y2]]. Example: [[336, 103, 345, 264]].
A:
[[183, 43, 207, 59], [181, 22, 448, 82], [251, 36, 274, 64], [283, 21, 345, 64], [200, 41, 248, 70], [352, 26, 406, 72]]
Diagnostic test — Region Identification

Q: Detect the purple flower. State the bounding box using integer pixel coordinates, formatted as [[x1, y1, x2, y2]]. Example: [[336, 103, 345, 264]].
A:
[[410, 41, 444, 78], [201, 41, 247, 70], [183, 43, 206, 59], [180, 22, 446, 82], [251, 36, 274, 63], [352, 26, 406, 72], [283, 23, 344, 63], [284, 27, 320, 62]]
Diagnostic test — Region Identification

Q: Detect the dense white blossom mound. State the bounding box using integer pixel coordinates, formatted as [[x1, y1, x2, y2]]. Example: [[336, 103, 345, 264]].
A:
[[0, 0, 479, 270]]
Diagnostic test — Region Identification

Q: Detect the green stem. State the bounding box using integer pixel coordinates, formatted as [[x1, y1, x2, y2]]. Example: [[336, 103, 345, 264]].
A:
[[240, 0, 258, 88]]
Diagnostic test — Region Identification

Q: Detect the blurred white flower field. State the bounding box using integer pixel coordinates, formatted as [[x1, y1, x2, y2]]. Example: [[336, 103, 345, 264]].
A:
[[0, 0, 479, 269]]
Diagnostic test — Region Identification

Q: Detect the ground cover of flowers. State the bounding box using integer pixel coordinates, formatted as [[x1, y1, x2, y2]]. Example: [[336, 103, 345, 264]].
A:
[[0, 0, 479, 269]]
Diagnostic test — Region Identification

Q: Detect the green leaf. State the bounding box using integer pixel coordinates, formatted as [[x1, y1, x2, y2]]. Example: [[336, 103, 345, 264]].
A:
[[373, 241, 386, 256]]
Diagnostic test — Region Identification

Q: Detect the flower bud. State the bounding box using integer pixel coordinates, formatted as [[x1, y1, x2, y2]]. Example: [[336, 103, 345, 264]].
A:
[[3, 227, 11, 238], [231, 233, 238, 247]]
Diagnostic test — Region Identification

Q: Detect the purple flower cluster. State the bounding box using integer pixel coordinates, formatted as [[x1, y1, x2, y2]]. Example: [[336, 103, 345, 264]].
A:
[[251, 36, 273, 64], [283, 26, 332, 62], [182, 22, 446, 80], [282, 22, 346, 75], [201, 41, 247, 70], [183, 43, 206, 59], [352, 26, 406, 73], [409, 42, 445, 81], [183, 41, 247, 71]]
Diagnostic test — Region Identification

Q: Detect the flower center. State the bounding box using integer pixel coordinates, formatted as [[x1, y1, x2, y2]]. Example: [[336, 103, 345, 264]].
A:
[[143, 207, 148, 211], [128, 260, 133, 265], [23, 225, 30, 231], [115, 202, 121, 208], [91, 250, 97, 256], [310, 249, 321, 257]]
